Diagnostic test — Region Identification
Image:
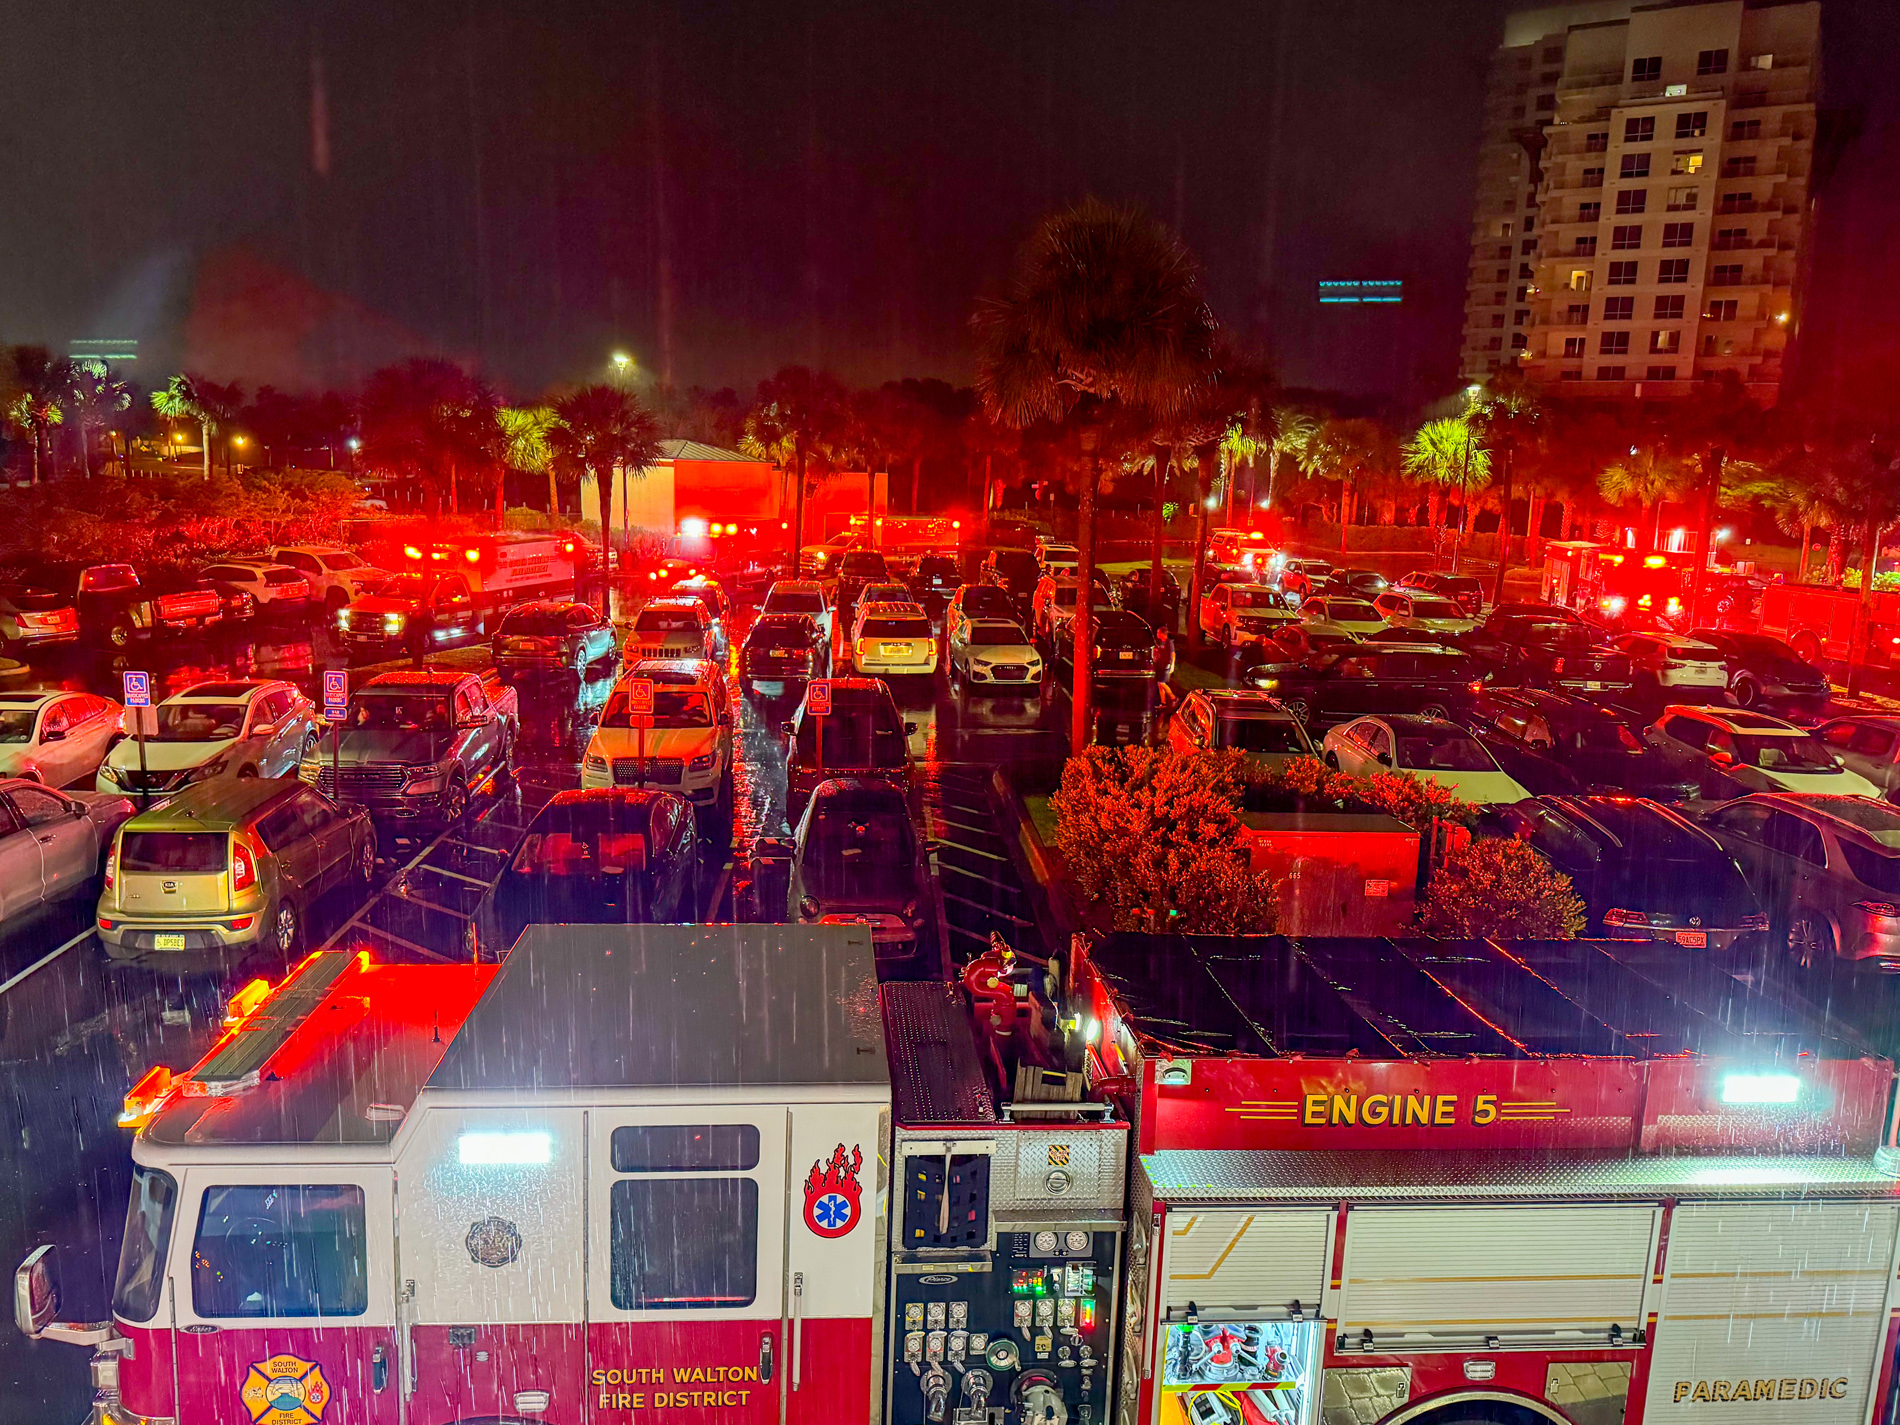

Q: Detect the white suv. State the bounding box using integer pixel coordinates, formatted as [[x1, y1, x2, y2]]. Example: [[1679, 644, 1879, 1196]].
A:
[[581, 659, 735, 839], [269, 545, 392, 613]]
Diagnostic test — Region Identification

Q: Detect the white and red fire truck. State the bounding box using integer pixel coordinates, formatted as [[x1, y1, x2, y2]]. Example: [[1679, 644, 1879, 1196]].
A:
[[386, 533, 586, 614], [16, 928, 1126, 1425], [1075, 932, 1900, 1425]]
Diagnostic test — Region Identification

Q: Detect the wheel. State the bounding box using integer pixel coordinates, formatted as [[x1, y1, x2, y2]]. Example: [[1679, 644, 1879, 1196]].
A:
[[325, 588, 350, 614], [301, 730, 318, 760], [441, 772, 470, 823], [1733, 675, 1760, 708], [1323, 750, 1339, 769], [1789, 915, 1832, 969], [1793, 632, 1825, 666], [1418, 701, 1451, 721], [1283, 697, 1313, 727], [108, 620, 134, 649], [269, 898, 300, 957]]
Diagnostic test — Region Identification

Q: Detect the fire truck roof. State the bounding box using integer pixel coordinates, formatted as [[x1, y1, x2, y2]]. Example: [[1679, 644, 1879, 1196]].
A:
[[426, 923, 889, 1095], [1089, 934, 1876, 1063]]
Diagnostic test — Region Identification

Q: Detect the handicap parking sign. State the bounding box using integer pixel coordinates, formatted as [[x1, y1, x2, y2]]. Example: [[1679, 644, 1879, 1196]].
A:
[[323, 669, 349, 717], [121, 671, 151, 708], [626, 679, 655, 717], [807, 679, 832, 716]]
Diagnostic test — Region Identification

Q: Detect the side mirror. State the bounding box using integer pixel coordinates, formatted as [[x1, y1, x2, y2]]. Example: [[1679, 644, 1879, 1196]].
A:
[[1708, 749, 1736, 767], [252, 722, 277, 738], [40, 727, 65, 743], [14, 1245, 58, 1338], [905, 722, 918, 736]]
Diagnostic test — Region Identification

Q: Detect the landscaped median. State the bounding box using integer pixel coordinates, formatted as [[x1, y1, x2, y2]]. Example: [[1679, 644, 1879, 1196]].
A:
[[1007, 746, 1587, 940]]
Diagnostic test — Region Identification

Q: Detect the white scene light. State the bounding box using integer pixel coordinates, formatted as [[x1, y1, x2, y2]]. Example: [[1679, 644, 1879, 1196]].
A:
[[458, 1131, 553, 1165], [1719, 1073, 1801, 1105]]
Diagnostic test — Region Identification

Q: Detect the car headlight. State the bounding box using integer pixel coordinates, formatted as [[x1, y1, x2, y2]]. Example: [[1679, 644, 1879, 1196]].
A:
[[384, 612, 405, 632], [402, 763, 442, 790], [687, 753, 716, 773], [584, 754, 608, 773], [191, 758, 230, 782], [336, 609, 351, 630]]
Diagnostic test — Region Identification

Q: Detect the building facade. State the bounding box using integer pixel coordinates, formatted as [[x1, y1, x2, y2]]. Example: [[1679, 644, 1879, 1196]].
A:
[[1461, 1, 1820, 405]]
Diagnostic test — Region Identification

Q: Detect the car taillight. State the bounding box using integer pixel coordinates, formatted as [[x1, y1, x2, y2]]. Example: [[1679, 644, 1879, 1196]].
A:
[[1602, 907, 1649, 927], [103, 843, 116, 893], [231, 838, 257, 892], [1552, 657, 1565, 674], [1856, 900, 1900, 920]]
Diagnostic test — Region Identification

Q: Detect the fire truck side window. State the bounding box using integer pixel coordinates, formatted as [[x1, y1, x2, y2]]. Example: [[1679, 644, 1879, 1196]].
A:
[[112, 1166, 177, 1324], [191, 1184, 368, 1318], [611, 1124, 760, 1172], [609, 1179, 758, 1310]]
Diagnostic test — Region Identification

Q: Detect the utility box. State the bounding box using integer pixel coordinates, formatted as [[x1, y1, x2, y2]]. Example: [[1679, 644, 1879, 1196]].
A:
[[1239, 810, 1418, 935]]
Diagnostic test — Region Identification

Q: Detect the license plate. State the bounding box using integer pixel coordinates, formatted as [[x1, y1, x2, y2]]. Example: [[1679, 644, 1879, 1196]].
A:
[[1119, 651, 1134, 660], [1674, 930, 1707, 948], [1581, 680, 1604, 690], [153, 933, 186, 951]]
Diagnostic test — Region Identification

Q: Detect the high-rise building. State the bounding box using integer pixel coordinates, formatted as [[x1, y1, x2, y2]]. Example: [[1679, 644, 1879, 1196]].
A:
[[1459, 1, 1820, 405]]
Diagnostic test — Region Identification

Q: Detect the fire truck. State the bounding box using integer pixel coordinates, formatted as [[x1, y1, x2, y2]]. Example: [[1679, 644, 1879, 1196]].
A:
[[15, 927, 1125, 1425], [1760, 581, 1900, 672], [384, 532, 586, 615], [1075, 932, 1900, 1425]]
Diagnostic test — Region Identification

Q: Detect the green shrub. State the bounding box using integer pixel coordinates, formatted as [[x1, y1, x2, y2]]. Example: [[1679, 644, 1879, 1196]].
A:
[[1417, 835, 1585, 939]]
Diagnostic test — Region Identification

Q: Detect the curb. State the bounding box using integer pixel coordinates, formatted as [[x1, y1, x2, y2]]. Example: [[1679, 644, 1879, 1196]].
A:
[[989, 767, 1083, 945]]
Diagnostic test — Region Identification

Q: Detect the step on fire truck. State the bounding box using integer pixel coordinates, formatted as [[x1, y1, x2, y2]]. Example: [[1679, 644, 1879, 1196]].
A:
[[15, 928, 1125, 1425], [1076, 932, 1900, 1425]]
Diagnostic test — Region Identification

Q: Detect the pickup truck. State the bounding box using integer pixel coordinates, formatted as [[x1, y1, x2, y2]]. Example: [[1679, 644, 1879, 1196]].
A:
[[338, 571, 482, 658], [28, 562, 225, 649], [300, 669, 517, 824]]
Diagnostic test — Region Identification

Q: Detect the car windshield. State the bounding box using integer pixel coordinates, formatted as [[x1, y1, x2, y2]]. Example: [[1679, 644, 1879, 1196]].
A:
[[838, 553, 888, 578], [80, 565, 140, 592], [321, 552, 364, 572], [863, 585, 909, 601], [805, 802, 918, 902], [501, 608, 572, 636], [513, 826, 649, 877], [366, 574, 426, 599], [919, 557, 958, 577], [1732, 733, 1838, 772], [1397, 728, 1496, 772], [601, 690, 712, 728], [1051, 586, 1078, 607], [121, 831, 227, 874], [960, 588, 1015, 615], [795, 706, 906, 767], [152, 703, 246, 741], [1410, 597, 1465, 619], [0, 710, 36, 743], [1220, 717, 1304, 754], [1527, 623, 1595, 649], [768, 590, 826, 614], [968, 621, 1026, 645], [1323, 600, 1379, 621], [860, 616, 930, 638], [1233, 590, 1284, 610], [1671, 641, 1723, 659], [635, 610, 701, 632], [350, 694, 451, 730]]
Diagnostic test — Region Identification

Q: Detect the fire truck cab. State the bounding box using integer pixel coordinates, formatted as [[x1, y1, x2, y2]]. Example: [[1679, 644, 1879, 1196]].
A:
[[23, 926, 891, 1425], [391, 533, 585, 614], [1542, 542, 1702, 629], [1081, 932, 1900, 1425]]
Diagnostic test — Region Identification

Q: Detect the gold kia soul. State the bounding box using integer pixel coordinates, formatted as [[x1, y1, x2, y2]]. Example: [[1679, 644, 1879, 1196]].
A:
[[96, 777, 375, 964]]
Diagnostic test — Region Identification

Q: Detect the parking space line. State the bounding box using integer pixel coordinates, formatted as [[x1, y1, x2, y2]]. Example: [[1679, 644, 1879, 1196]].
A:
[[0, 927, 95, 999]]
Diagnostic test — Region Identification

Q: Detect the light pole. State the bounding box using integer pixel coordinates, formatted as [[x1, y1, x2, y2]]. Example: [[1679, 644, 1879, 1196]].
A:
[[610, 352, 635, 388]]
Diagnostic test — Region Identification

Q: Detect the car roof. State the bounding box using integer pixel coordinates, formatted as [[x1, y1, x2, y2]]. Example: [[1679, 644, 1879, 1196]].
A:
[[767, 579, 826, 594], [1539, 795, 1713, 851], [1096, 610, 1151, 631], [363, 670, 468, 689], [639, 596, 707, 612], [856, 601, 927, 617], [120, 775, 301, 829], [1822, 714, 1900, 729], [1379, 714, 1464, 732], [751, 610, 818, 628], [1667, 706, 1803, 733], [629, 657, 720, 684], [1740, 794, 1900, 844], [534, 786, 682, 820], [506, 599, 588, 614], [809, 776, 910, 809], [1200, 690, 1294, 716], [169, 680, 272, 701], [0, 691, 62, 707]]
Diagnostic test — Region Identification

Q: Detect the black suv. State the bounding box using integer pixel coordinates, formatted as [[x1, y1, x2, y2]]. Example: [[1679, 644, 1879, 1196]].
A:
[[1244, 642, 1483, 729], [1118, 567, 1181, 632], [781, 676, 914, 821], [907, 553, 962, 613], [740, 612, 831, 698], [1688, 627, 1831, 715], [1469, 687, 1701, 800], [1058, 608, 1158, 682], [1464, 605, 1632, 692], [980, 548, 1042, 616]]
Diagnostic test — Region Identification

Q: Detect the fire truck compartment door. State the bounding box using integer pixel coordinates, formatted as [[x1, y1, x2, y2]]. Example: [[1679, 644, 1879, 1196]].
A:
[[1338, 1204, 1657, 1343], [587, 1105, 789, 1423], [1160, 1209, 1333, 1316], [172, 1165, 399, 1425], [400, 1107, 586, 1422], [1643, 1201, 1900, 1423]]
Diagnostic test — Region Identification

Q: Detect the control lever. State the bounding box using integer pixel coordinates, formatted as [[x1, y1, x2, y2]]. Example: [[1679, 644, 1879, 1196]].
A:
[[1012, 1370, 1068, 1425], [922, 1365, 953, 1422], [962, 1368, 994, 1410]]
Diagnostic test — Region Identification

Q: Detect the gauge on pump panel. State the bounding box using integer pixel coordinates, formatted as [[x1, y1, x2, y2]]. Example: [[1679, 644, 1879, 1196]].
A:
[[1065, 1230, 1090, 1254], [1033, 1230, 1059, 1254]]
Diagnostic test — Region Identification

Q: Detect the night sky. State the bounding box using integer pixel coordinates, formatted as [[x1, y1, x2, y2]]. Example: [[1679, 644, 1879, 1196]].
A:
[[2, 0, 1895, 406]]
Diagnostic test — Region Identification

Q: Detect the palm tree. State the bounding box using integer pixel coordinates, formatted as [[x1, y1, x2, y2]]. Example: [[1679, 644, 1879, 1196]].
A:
[[1266, 407, 1320, 516], [973, 197, 1220, 753], [1403, 417, 1491, 572], [1465, 374, 1543, 602], [151, 373, 237, 480], [66, 362, 133, 478], [358, 360, 499, 514], [552, 384, 662, 591], [498, 405, 562, 519], [742, 367, 848, 561], [3, 345, 74, 484], [1597, 444, 1691, 552], [1306, 417, 1399, 555], [1810, 424, 1900, 694]]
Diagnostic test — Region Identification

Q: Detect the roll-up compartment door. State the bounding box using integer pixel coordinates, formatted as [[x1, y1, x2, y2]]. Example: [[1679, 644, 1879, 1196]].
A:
[[1161, 1209, 1333, 1315], [1644, 1201, 1899, 1424], [1337, 1205, 1657, 1344]]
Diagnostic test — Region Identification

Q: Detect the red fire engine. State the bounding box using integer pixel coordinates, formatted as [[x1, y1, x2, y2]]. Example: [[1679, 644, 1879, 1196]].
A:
[[1760, 581, 1900, 672], [383, 532, 586, 614], [1075, 932, 1900, 1425]]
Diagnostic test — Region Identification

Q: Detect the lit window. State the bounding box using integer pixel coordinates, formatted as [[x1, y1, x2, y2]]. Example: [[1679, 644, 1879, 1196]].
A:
[[1631, 56, 1661, 83], [1661, 222, 1695, 248], [1650, 329, 1681, 354], [1654, 295, 1686, 320], [1599, 331, 1631, 355], [1616, 189, 1648, 215], [1568, 270, 1592, 292], [1672, 151, 1704, 174], [1696, 49, 1728, 76]]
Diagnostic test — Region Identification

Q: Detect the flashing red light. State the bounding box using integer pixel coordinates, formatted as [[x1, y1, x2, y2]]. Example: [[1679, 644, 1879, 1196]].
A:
[[403, 545, 423, 560], [223, 976, 272, 1026], [561, 539, 577, 555], [951, 520, 961, 530], [1643, 554, 1668, 568], [231, 839, 257, 893], [464, 548, 481, 564], [1249, 531, 1263, 540], [120, 1065, 176, 1130]]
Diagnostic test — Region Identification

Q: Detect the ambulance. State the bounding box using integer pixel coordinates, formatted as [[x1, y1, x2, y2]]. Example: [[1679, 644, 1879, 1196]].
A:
[[1076, 932, 1900, 1425], [389, 533, 587, 615]]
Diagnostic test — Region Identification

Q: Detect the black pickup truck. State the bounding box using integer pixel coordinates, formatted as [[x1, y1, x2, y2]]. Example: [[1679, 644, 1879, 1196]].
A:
[[26, 562, 226, 649]]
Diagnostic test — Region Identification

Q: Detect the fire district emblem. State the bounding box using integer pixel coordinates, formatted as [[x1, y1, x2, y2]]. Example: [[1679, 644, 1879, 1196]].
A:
[[240, 1353, 332, 1425], [466, 1215, 523, 1268], [802, 1143, 864, 1239]]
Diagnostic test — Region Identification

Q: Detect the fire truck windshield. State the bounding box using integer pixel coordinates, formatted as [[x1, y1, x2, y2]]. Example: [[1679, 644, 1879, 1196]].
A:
[[190, 1183, 368, 1318], [112, 1166, 177, 1323]]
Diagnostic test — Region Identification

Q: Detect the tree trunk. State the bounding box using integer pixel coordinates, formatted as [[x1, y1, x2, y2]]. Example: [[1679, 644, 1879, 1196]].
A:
[[982, 453, 994, 540], [200, 421, 212, 480], [1689, 446, 1723, 624], [27, 426, 40, 486], [1428, 485, 1443, 532], [869, 462, 879, 545], [910, 456, 922, 515], [1338, 478, 1352, 556], [1071, 458, 1101, 756], [1848, 521, 1886, 697], [1265, 447, 1279, 513], [79, 423, 92, 479], [1188, 442, 1215, 653], [495, 467, 506, 530], [1827, 526, 1845, 583], [1798, 517, 1813, 582], [790, 442, 808, 566], [1490, 441, 1515, 606], [548, 464, 561, 519], [1149, 447, 1169, 634], [447, 460, 459, 515]]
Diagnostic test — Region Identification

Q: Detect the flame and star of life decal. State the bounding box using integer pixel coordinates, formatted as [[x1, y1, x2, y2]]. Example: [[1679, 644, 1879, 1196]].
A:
[[802, 1143, 864, 1238], [241, 1353, 333, 1425]]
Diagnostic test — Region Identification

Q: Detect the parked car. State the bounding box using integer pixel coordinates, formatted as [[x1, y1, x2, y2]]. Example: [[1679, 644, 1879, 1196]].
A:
[[1326, 568, 1389, 600], [850, 601, 938, 678], [1396, 570, 1486, 617], [1615, 632, 1730, 703], [1372, 589, 1479, 637], [833, 549, 893, 623], [948, 618, 1042, 691], [1298, 596, 1389, 639], [98, 680, 317, 798], [1204, 527, 1280, 581], [624, 595, 716, 662], [1815, 716, 1900, 800], [95, 777, 373, 963], [741, 612, 830, 698], [1644, 706, 1881, 800], [268, 544, 393, 613], [762, 579, 834, 650], [776, 776, 931, 977], [581, 659, 734, 841], [670, 574, 731, 639], [0, 690, 123, 787], [0, 778, 135, 933], [31, 562, 224, 649], [1034, 539, 1080, 578], [1117, 567, 1182, 632], [0, 585, 80, 657], [1200, 582, 1300, 649], [946, 583, 1021, 645], [858, 581, 913, 609], [1700, 793, 1900, 969], [1468, 688, 1700, 800], [1465, 613, 1632, 693], [1277, 558, 1334, 601], [1245, 644, 1484, 729], [908, 554, 963, 613], [1324, 714, 1532, 804], [1687, 628, 1831, 715], [304, 669, 518, 825], [1165, 689, 1315, 767], [1056, 608, 1157, 684], [797, 531, 860, 577], [782, 676, 913, 822], [980, 548, 1043, 615], [1032, 575, 1112, 654], [478, 788, 699, 953], [339, 571, 481, 657], [1258, 624, 1363, 665], [197, 560, 313, 620], [491, 599, 617, 682], [1483, 795, 1767, 949]]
